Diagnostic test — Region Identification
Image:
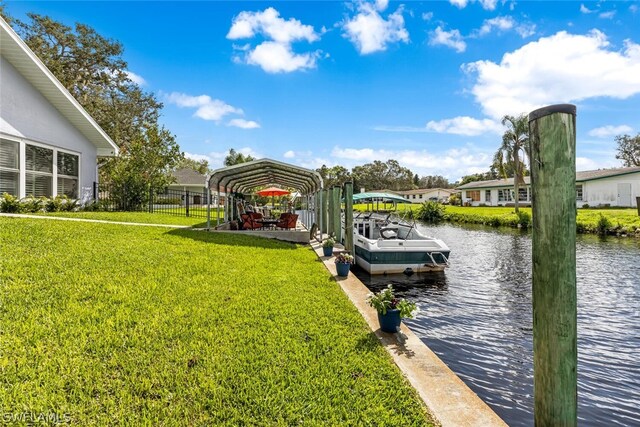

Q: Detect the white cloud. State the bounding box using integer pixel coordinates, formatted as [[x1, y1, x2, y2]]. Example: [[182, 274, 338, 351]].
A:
[[342, 2, 409, 55], [227, 7, 321, 73], [449, 0, 468, 9], [478, 16, 515, 36], [463, 30, 640, 120], [227, 7, 318, 44], [599, 11, 616, 19], [329, 146, 493, 180], [475, 16, 536, 38], [228, 119, 261, 129], [429, 26, 466, 53], [246, 41, 319, 73], [375, 0, 389, 12], [125, 71, 146, 86], [588, 125, 633, 138], [449, 0, 496, 10], [426, 116, 503, 136], [422, 12, 434, 21], [631, 5, 639, 13], [283, 150, 296, 158], [186, 147, 263, 169], [163, 92, 259, 128], [580, 4, 594, 14]]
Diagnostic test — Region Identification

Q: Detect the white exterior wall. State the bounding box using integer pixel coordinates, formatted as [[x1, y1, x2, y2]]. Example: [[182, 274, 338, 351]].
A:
[[580, 173, 640, 207], [0, 56, 97, 201]]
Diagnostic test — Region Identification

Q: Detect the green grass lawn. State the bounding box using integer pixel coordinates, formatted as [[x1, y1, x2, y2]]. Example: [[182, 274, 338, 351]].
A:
[[0, 217, 433, 426], [31, 211, 221, 227]]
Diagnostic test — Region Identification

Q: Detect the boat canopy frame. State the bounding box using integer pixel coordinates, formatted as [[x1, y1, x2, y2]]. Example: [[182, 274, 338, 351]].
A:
[[206, 158, 324, 232]]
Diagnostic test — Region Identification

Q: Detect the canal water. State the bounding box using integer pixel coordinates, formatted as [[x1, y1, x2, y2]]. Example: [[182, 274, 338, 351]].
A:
[[354, 223, 640, 426]]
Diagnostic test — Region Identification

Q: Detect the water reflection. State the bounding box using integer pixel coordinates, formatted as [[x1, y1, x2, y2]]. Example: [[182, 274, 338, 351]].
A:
[[354, 223, 640, 426]]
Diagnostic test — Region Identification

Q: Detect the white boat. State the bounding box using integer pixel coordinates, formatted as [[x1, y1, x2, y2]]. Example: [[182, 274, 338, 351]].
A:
[[348, 211, 451, 275], [337, 192, 450, 275]]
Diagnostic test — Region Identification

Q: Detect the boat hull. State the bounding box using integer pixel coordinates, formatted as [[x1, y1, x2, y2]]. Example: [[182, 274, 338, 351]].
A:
[[354, 239, 450, 275]]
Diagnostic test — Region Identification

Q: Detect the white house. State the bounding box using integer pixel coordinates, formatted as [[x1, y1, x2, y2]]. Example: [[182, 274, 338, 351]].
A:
[[0, 17, 118, 202], [167, 168, 226, 206], [457, 166, 640, 208], [391, 188, 456, 204]]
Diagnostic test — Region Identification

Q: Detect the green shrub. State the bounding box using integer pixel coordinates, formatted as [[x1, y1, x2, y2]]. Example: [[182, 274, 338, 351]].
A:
[[516, 211, 531, 229], [582, 203, 590, 209], [596, 213, 611, 235], [20, 196, 45, 213], [1, 193, 22, 213], [417, 201, 445, 222]]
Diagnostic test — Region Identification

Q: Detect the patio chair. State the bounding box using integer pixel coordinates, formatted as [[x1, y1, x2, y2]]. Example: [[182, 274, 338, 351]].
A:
[[277, 213, 298, 230], [241, 213, 263, 230]]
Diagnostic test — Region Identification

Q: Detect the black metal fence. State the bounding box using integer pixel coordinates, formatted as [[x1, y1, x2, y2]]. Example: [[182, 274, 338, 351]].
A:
[[92, 182, 218, 218]]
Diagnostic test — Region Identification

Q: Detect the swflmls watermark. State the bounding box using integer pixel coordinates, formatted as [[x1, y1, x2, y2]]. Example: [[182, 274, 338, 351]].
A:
[[1, 411, 71, 424]]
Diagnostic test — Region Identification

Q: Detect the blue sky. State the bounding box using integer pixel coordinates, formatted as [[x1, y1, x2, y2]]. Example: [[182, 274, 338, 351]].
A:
[[6, 0, 640, 181]]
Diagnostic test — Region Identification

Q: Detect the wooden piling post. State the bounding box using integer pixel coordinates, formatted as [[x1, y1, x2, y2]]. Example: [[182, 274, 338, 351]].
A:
[[321, 189, 329, 235], [529, 104, 577, 426], [327, 188, 335, 238], [344, 182, 354, 254], [332, 186, 342, 243]]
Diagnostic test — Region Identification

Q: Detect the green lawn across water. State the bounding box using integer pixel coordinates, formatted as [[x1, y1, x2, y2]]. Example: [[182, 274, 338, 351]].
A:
[[0, 217, 433, 426]]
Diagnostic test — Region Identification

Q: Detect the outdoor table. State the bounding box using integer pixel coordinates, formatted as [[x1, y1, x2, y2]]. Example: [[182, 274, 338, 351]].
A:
[[257, 219, 279, 229]]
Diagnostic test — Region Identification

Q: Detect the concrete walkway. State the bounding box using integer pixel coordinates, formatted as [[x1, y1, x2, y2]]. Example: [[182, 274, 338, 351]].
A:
[[312, 240, 507, 427], [0, 213, 191, 228]]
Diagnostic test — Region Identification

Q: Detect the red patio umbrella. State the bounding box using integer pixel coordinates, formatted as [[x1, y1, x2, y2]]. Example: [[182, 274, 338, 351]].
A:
[[256, 186, 290, 210]]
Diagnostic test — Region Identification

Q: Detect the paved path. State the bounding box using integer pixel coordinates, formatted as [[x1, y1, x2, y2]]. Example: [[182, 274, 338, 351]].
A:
[[0, 213, 191, 229]]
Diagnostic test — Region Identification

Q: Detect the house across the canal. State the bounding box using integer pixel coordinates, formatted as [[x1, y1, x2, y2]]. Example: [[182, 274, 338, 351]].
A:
[[457, 166, 640, 208], [391, 188, 456, 204]]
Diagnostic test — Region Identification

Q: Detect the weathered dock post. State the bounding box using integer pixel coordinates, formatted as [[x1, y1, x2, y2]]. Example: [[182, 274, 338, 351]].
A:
[[321, 188, 329, 235], [332, 186, 342, 243], [327, 188, 335, 238], [344, 181, 354, 254], [529, 104, 577, 426]]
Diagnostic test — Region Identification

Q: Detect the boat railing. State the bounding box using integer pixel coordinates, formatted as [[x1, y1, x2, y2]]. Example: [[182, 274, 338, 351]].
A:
[[428, 251, 450, 267]]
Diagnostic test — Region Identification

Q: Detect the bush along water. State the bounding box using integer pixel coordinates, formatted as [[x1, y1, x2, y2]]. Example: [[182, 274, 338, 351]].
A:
[[416, 201, 444, 222]]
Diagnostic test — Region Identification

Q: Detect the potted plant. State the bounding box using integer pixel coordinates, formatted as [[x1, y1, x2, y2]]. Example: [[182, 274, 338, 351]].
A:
[[366, 285, 417, 333], [322, 238, 335, 257], [334, 253, 354, 277]]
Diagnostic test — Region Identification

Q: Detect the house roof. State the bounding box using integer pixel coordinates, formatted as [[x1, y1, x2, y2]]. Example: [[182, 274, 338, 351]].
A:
[[0, 17, 118, 156], [171, 168, 206, 186], [393, 188, 456, 195], [208, 158, 323, 194], [457, 166, 640, 189]]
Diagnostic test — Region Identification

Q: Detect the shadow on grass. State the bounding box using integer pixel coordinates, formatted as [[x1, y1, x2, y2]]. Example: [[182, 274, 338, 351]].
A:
[[165, 227, 299, 250]]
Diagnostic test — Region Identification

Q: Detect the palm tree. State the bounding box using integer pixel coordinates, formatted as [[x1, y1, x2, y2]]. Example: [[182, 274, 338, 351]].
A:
[[494, 114, 530, 213]]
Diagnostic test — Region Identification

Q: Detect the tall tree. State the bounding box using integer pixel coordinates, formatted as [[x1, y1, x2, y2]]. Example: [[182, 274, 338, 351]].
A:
[[316, 165, 351, 188], [175, 156, 210, 175], [418, 175, 452, 189], [615, 134, 640, 167], [494, 114, 530, 212], [351, 159, 415, 192], [224, 148, 255, 166]]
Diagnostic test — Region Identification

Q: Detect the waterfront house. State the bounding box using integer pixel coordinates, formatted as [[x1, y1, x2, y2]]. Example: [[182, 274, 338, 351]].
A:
[[392, 188, 457, 204], [0, 17, 118, 202], [457, 166, 640, 207]]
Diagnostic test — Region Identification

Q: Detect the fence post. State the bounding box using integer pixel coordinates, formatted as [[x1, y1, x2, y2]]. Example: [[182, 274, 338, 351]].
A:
[[149, 187, 153, 213], [529, 104, 577, 427], [344, 182, 354, 255], [185, 190, 190, 217], [93, 182, 98, 202]]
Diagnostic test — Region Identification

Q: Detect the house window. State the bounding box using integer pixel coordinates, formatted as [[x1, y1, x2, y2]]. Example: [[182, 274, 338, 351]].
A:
[[576, 184, 583, 201], [518, 187, 529, 202], [25, 144, 54, 197], [485, 190, 491, 203], [498, 189, 513, 202], [412, 194, 416, 199], [419, 194, 423, 199], [57, 152, 79, 198], [0, 139, 20, 196], [467, 190, 480, 201]]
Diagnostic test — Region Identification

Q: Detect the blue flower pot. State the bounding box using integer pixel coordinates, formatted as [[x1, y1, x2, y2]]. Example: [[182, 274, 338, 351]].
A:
[[323, 246, 333, 257], [378, 309, 402, 333], [336, 262, 350, 277]]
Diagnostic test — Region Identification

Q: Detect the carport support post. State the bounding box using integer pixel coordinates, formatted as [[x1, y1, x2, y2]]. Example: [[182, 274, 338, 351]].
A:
[[332, 186, 342, 243], [529, 104, 577, 427], [344, 182, 354, 254], [321, 189, 329, 235], [327, 188, 335, 238]]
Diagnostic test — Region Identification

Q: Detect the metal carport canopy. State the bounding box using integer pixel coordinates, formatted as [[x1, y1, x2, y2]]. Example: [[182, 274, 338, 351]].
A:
[[208, 158, 323, 194]]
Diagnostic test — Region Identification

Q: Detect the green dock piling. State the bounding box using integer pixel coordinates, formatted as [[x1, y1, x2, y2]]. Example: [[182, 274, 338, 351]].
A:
[[529, 104, 577, 427], [344, 182, 354, 254]]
